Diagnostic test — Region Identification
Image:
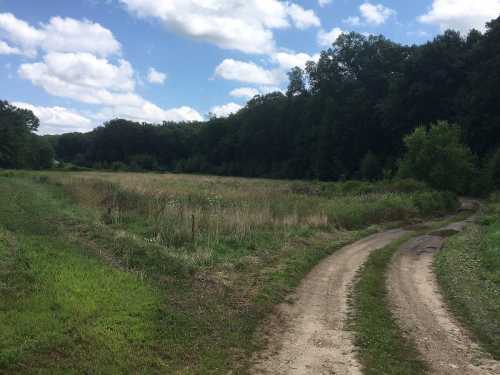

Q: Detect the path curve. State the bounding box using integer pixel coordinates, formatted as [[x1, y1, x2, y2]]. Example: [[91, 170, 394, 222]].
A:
[[388, 221, 500, 375], [250, 229, 407, 375]]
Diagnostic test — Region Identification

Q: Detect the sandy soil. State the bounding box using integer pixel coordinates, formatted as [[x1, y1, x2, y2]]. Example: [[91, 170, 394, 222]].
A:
[[249, 229, 407, 375], [388, 221, 500, 375]]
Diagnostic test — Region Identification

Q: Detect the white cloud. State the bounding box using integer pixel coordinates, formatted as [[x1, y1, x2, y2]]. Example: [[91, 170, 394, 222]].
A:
[[118, 0, 318, 54], [317, 27, 344, 47], [214, 59, 283, 85], [419, 0, 500, 33], [344, 16, 362, 26], [359, 3, 396, 25], [230, 87, 260, 100], [12, 101, 93, 134], [147, 67, 167, 84], [210, 102, 243, 118], [287, 4, 321, 30], [41, 17, 121, 57], [19, 51, 202, 125], [259, 86, 285, 94], [0, 40, 20, 55], [19, 52, 136, 105], [318, 0, 332, 7], [97, 103, 203, 123], [272, 51, 319, 70], [2, 12, 201, 127], [0, 13, 120, 57]]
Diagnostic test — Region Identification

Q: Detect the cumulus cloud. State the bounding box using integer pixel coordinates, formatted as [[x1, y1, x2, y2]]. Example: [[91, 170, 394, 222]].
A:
[[214, 59, 283, 85], [419, 0, 500, 33], [19, 51, 202, 124], [2, 12, 201, 126], [359, 3, 396, 25], [97, 103, 203, 123], [0, 13, 120, 57], [318, 0, 332, 7], [287, 4, 321, 29], [343, 16, 362, 26], [317, 27, 344, 47], [12, 101, 93, 134], [0, 40, 20, 55], [230, 87, 260, 100], [118, 0, 319, 54], [147, 67, 167, 84], [19, 52, 136, 104], [272, 51, 319, 70], [210, 102, 243, 118]]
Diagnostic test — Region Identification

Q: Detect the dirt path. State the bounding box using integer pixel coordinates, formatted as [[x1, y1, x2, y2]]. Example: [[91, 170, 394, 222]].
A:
[[388, 221, 500, 375], [250, 229, 407, 375]]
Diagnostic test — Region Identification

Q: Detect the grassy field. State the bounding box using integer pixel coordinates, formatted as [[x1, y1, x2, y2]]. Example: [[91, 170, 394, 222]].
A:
[[436, 194, 500, 359], [0, 171, 458, 373]]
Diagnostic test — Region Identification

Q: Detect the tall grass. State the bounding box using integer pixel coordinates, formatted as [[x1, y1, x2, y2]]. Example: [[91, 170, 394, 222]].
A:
[[46, 173, 457, 253]]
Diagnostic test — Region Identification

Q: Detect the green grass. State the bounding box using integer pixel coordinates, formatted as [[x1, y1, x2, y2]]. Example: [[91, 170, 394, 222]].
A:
[[435, 199, 500, 359], [0, 172, 460, 374], [0, 178, 165, 374], [350, 235, 428, 375]]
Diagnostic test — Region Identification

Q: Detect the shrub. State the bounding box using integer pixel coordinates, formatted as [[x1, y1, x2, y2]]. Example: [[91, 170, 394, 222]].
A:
[[412, 191, 458, 216], [398, 121, 475, 194]]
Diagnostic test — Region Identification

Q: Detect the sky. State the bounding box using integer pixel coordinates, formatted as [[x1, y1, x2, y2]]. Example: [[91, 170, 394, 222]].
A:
[[1, 0, 499, 134]]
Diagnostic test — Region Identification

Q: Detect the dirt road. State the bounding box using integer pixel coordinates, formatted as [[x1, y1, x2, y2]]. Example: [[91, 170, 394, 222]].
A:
[[250, 229, 407, 375], [388, 221, 500, 375]]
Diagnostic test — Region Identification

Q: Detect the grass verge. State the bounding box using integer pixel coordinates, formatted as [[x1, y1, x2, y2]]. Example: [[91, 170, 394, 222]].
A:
[[0, 178, 166, 374], [435, 200, 500, 359]]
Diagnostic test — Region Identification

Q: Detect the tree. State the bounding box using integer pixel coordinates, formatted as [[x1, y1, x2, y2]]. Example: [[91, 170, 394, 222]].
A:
[[287, 67, 307, 97], [398, 121, 474, 193], [0, 101, 41, 169]]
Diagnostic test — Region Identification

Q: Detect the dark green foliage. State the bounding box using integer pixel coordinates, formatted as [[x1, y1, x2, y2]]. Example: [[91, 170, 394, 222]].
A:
[[360, 151, 382, 181], [0, 101, 54, 169], [398, 122, 475, 193]]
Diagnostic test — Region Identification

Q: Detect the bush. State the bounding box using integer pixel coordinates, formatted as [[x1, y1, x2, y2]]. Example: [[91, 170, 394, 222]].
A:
[[412, 191, 458, 216], [398, 121, 475, 194]]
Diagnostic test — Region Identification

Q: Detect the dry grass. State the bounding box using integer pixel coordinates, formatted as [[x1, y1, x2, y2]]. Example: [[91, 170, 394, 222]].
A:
[[46, 172, 450, 244]]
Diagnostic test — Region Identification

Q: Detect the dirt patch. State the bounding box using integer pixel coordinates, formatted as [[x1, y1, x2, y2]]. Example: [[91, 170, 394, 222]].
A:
[[249, 229, 407, 375], [387, 222, 500, 375]]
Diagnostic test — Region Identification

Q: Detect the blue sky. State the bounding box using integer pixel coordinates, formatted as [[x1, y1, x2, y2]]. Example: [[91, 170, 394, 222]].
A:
[[1, 0, 499, 134]]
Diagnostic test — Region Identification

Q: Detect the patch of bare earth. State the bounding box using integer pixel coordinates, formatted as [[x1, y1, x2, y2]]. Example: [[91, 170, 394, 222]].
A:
[[250, 229, 407, 375], [388, 221, 500, 375]]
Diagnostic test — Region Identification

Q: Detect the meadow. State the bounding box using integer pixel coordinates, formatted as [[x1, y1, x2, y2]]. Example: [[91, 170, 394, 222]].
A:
[[0, 171, 458, 374]]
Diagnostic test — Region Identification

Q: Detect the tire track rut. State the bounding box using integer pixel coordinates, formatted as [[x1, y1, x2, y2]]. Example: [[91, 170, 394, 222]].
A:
[[388, 221, 500, 375], [250, 229, 407, 375]]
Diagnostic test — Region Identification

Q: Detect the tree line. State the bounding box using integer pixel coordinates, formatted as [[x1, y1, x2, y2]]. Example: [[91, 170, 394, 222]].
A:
[[2, 16, 500, 193]]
